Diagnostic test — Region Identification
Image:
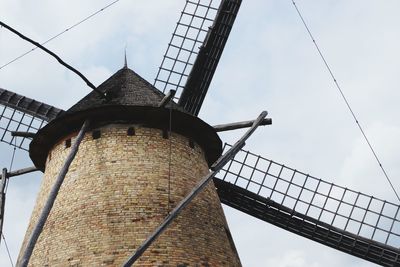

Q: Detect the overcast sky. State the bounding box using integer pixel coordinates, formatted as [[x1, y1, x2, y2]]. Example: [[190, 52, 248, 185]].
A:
[[1, 0, 400, 266]]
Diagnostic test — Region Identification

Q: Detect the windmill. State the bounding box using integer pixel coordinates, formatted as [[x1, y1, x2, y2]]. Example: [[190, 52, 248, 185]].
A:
[[0, 0, 400, 266]]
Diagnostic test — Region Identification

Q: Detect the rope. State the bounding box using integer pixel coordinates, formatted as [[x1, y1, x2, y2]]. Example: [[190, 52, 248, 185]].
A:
[[1, 233, 14, 267], [0, 0, 122, 70], [291, 0, 400, 202], [166, 102, 174, 263], [167, 105, 173, 214]]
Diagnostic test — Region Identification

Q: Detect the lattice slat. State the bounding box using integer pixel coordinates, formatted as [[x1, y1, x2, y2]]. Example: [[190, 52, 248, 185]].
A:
[[0, 105, 45, 150], [0, 88, 63, 151], [218, 144, 400, 249], [178, 0, 242, 115], [154, 0, 221, 101]]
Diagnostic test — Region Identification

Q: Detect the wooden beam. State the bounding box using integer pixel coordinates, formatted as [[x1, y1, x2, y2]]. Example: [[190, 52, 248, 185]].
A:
[[0, 166, 39, 179], [0, 168, 7, 246], [11, 131, 36, 138], [0, 88, 64, 122], [158, 90, 176, 108], [7, 166, 39, 178], [213, 118, 272, 132]]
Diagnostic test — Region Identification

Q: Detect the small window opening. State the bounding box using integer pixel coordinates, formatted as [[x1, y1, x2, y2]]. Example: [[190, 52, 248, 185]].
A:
[[127, 127, 135, 136], [92, 130, 101, 140], [189, 139, 195, 149], [162, 129, 169, 139], [65, 139, 71, 148]]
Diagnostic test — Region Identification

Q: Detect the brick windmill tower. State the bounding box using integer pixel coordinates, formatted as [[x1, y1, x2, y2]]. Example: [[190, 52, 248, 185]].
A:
[[1, 1, 400, 266], [16, 65, 242, 266]]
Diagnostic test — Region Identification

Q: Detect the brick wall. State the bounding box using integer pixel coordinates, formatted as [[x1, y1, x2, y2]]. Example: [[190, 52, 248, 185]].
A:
[[18, 125, 241, 266]]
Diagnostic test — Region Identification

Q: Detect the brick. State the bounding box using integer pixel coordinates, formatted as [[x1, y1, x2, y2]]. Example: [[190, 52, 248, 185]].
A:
[[18, 125, 241, 266]]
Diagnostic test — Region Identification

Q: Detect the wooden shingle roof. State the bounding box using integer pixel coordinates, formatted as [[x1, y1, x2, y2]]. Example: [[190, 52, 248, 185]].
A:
[[66, 67, 183, 114], [30, 67, 222, 171]]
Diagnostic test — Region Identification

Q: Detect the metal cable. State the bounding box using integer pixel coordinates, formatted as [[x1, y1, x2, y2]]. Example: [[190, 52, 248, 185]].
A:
[[167, 106, 172, 214], [1, 233, 14, 267], [291, 0, 400, 202], [0, 21, 107, 99], [0, 0, 121, 70]]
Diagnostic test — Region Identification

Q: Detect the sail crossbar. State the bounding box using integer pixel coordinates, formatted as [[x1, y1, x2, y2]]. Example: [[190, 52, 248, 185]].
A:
[[218, 144, 400, 250], [0, 104, 45, 151], [154, 0, 221, 101], [0, 88, 64, 151]]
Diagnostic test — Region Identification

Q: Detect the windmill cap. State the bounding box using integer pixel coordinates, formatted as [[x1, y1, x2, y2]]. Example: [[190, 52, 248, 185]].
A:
[[67, 67, 185, 113], [29, 67, 222, 171]]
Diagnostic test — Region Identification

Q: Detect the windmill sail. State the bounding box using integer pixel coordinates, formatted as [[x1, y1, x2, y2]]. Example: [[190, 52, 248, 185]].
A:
[[214, 144, 400, 266], [0, 88, 63, 150], [154, 0, 241, 115]]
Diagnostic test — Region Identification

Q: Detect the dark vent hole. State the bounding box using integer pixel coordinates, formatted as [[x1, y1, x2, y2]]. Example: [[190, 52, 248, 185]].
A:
[[92, 130, 101, 140], [127, 127, 135, 136], [162, 129, 169, 139], [65, 139, 71, 148], [189, 139, 195, 149]]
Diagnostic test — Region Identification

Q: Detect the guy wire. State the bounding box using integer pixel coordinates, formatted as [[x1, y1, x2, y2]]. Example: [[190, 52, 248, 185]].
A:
[[291, 0, 400, 202]]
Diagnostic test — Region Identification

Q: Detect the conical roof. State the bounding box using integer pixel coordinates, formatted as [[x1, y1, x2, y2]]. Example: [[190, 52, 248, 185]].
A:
[[66, 67, 183, 114], [30, 67, 222, 171]]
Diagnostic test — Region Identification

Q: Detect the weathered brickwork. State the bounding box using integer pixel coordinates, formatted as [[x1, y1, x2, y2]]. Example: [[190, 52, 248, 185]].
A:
[[18, 125, 241, 266]]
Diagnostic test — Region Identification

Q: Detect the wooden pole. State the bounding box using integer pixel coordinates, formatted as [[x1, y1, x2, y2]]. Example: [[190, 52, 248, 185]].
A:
[[0, 168, 7, 246], [7, 166, 39, 178], [0, 167, 39, 180], [19, 120, 90, 267]]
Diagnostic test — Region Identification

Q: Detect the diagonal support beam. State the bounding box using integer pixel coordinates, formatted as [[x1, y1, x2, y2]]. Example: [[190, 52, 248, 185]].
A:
[[19, 120, 90, 267], [122, 111, 267, 266], [0, 168, 7, 246]]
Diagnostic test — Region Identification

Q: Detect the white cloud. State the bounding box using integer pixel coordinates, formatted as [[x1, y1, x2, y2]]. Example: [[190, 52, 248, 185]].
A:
[[1, 0, 399, 266]]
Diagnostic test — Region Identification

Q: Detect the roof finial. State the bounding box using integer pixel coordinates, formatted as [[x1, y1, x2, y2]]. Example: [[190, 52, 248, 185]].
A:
[[124, 45, 128, 69]]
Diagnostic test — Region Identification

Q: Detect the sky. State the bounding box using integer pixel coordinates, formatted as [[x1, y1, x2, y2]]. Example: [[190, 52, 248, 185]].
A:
[[1, 0, 400, 266]]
